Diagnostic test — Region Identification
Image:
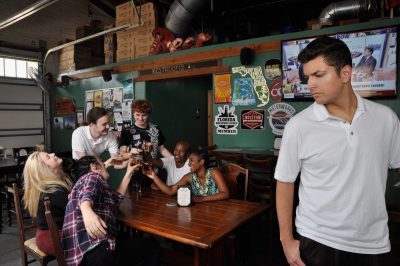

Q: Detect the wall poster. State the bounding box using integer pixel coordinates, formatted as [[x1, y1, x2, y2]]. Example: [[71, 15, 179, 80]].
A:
[[214, 73, 232, 103]]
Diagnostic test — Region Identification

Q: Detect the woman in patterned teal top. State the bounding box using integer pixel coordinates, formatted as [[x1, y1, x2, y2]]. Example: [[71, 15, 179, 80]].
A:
[[146, 147, 229, 202]]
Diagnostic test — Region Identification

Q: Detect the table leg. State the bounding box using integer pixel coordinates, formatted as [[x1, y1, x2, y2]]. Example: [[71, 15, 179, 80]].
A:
[[194, 240, 224, 266], [194, 247, 211, 266]]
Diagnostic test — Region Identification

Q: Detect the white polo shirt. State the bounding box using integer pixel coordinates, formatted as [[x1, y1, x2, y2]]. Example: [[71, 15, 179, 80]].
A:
[[275, 93, 400, 254], [71, 126, 119, 159], [161, 156, 191, 185]]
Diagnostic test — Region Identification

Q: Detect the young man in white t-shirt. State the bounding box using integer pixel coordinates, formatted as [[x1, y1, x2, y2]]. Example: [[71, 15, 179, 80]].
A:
[[275, 36, 400, 266], [72, 107, 123, 168], [151, 141, 191, 188]]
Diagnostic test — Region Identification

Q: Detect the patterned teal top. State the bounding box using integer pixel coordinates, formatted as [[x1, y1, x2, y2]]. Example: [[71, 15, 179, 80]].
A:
[[190, 168, 219, 196]]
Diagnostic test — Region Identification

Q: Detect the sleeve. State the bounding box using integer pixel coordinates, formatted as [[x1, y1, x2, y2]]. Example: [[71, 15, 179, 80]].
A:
[[389, 110, 400, 169], [107, 134, 119, 155], [119, 129, 130, 147], [274, 118, 301, 183], [76, 174, 99, 206], [161, 157, 172, 169], [71, 128, 85, 152]]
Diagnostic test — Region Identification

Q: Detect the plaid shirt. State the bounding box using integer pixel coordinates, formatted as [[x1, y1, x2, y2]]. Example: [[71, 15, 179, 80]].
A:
[[62, 172, 124, 266]]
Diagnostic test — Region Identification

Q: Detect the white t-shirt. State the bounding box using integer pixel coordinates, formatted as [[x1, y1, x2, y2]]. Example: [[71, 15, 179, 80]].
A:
[[161, 156, 191, 186], [274, 93, 400, 254], [71, 126, 119, 159]]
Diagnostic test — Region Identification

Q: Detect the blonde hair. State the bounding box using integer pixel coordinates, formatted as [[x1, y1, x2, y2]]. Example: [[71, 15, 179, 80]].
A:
[[23, 152, 73, 217]]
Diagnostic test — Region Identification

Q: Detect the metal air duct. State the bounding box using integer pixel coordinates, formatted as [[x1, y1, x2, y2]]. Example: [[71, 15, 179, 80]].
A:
[[0, 0, 62, 30], [165, 0, 208, 37], [319, 0, 378, 24]]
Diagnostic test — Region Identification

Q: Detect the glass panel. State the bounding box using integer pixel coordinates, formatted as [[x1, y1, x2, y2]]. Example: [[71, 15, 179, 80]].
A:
[[0, 58, 4, 76], [4, 58, 16, 77], [16, 60, 27, 78], [27, 61, 39, 73]]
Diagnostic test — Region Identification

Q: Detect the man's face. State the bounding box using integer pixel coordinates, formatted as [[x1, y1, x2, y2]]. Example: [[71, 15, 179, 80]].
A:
[[133, 111, 149, 128], [91, 115, 109, 137], [364, 48, 372, 57], [173, 143, 189, 164], [303, 55, 348, 105]]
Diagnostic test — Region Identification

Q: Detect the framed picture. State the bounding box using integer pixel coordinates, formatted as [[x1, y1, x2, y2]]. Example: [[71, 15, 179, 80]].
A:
[[76, 108, 84, 126]]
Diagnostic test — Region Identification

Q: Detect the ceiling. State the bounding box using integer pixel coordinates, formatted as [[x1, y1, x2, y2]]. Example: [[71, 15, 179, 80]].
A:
[[89, 0, 347, 43]]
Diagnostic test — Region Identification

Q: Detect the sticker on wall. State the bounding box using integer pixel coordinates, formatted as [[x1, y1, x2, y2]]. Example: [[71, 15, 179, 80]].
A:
[[241, 109, 265, 130], [123, 80, 134, 100], [269, 79, 283, 102], [232, 77, 256, 106], [267, 103, 296, 135], [264, 58, 282, 81], [103, 89, 113, 109], [94, 90, 103, 107], [214, 73, 232, 103], [232, 66, 269, 107], [53, 117, 64, 130], [214, 105, 238, 135], [64, 116, 76, 130]]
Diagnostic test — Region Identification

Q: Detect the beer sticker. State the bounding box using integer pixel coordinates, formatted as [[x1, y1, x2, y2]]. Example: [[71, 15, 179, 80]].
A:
[[241, 109, 265, 129], [267, 103, 296, 135], [214, 105, 239, 135]]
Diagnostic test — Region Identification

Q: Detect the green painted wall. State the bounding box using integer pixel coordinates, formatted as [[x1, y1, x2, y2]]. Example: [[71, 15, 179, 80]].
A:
[[146, 77, 211, 151], [214, 18, 400, 149], [50, 18, 400, 188]]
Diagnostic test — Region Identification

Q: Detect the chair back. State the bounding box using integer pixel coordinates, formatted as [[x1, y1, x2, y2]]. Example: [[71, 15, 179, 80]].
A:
[[243, 156, 276, 204], [44, 198, 66, 266], [215, 152, 243, 166], [12, 183, 54, 265], [13, 147, 35, 186], [218, 163, 249, 200]]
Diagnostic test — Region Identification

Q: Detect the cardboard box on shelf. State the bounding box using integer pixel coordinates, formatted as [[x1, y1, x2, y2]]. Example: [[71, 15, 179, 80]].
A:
[[135, 35, 153, 46], [117, 48, 135, 62], [105, 50, 116, 64], [117, 41, 135, 51], [117, 30, 135, 43], [131, 25, 155, 36], [135, 43, 152, 58]]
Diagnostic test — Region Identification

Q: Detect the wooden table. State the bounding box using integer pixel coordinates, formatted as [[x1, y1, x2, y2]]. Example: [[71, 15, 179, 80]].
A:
[[117, 190, 268, 266]]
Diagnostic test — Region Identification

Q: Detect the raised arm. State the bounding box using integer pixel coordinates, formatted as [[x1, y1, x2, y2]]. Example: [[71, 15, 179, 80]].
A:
[[159, 145, 172, 157], [147, 170, 190, 196]]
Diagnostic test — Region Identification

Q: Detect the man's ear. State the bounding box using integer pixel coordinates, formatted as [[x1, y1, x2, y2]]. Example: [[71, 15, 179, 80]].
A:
[[341, 65, 352, 83]]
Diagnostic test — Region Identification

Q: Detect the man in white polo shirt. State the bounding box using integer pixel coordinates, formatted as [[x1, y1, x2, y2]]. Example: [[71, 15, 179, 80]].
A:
[[275, 36, 400, 266], [72, 107, 119, 160]]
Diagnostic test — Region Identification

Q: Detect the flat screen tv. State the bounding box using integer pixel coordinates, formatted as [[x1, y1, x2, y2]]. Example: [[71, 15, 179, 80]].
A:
[[281, 26, 397, 100]]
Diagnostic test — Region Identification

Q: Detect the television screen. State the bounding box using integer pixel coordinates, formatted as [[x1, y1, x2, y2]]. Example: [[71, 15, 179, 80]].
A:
[[281, 26, 397, 100]]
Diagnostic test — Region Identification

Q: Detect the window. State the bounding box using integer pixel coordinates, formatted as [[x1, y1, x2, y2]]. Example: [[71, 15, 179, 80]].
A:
[[0, 56, 39, 79]]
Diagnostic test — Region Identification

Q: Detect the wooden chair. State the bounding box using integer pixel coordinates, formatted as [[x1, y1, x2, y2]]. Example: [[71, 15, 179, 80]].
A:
[[44, 198, 66, 266], [3, 147, 35, 226], [214, 152, 243, 166], [218, 163, 249, 200], [12, 183, 55, 266], [243, 156, 276, 204]]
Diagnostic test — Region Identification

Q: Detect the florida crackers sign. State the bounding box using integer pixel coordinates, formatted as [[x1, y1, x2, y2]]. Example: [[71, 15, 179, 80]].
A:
[[241, 109, 264, 129], [267, 103, 295, 135], [214, 105, 238, 135]]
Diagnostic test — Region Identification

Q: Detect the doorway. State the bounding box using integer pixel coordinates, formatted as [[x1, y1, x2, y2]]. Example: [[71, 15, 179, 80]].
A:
[[146, 76, 212, 151]]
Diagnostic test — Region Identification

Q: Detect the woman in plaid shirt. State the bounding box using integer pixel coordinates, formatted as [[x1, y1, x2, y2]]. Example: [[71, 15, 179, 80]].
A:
[[62, 156, 159, 266]]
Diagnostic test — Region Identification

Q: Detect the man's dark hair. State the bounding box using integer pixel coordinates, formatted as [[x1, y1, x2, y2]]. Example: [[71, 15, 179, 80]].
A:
[[72, 156, 98, 180], [87, 107, 107, 124], [365, 47, 374, 54], [298, 36, 352, 75]]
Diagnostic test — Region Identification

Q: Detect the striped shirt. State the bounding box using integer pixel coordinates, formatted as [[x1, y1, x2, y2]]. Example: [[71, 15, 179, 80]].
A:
[[62, 172, 124, 266]]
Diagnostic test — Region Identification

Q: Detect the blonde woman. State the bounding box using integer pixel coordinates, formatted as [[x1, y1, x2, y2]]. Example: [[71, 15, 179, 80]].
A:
[[23, 151, 73, 256]]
